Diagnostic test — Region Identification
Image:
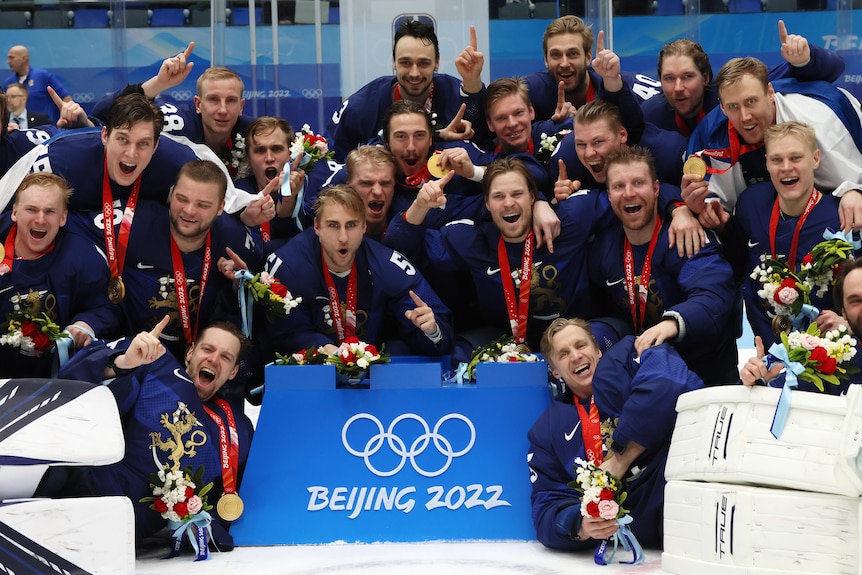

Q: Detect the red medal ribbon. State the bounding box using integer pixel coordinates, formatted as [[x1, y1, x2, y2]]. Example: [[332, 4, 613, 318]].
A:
[[585, 80, 597, 104], [694, 122, 764, 175], [494, 137, 535, 156], [576, 397, 603, 465], [260, 221, 271, 244], [497, 231, 533, 344], [169, 231, 212, 345], [101, 157, 141, 280], [1, 225, 15, 270], [623, 214, 662, 335], [321, 247, 357, 343], [402, 165, 433, 189], [202, 397, 240, 495], [769, 189, 820, 271], [674, 108, 705, 138]]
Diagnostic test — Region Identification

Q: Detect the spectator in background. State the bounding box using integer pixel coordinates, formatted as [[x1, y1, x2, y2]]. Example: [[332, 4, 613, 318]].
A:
[[5, 83, 50, 131], [5, 45, 72, 123]]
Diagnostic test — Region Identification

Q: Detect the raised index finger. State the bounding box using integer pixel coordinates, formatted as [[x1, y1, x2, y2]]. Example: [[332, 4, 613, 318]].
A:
[[452, 103, 466, 124], [754, 335, 765, 358], [469, 25, 477, 50], [557, 159, 569, 182], [596, 30, 605, 53], [150, 314, 171, 338], [778, 20, 787, 44], [557, 81, 566, 107], [409, 289, 427, 308], [183, 41, 195, 60], [48, 86, 64, 110]]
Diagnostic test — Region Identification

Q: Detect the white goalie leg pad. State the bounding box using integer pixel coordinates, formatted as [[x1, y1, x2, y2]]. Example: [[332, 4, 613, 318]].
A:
[[666, 385, 862, 496]]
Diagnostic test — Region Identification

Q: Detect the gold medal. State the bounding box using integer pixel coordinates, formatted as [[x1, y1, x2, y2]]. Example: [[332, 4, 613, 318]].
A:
[[427, 153, 450, 179], [683, 156, 708, 178], [771, 315, 791, 338], [217, 492, 244, 521], [0, 244, 5, 263], [514, 343, 532, 354], [108, 276, 125, 304]]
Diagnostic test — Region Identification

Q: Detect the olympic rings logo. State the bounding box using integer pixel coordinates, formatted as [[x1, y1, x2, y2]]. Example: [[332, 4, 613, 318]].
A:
[[171, 90, 194, 101], [301, 88, 323, 99], [342, 413, 475, 478], [72, 92, 95, 103]]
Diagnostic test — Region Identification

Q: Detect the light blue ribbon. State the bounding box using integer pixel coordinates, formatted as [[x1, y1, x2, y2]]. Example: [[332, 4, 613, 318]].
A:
[[594, 515, 645, 565], [442, 362, 470, 384], [766, 342, 805, 439], [823, 227, 862, 249], [789, 303, 820, 331], [53, 333, 74, 377], [168, 511, 213, 561], [235, 269, 255, 338]]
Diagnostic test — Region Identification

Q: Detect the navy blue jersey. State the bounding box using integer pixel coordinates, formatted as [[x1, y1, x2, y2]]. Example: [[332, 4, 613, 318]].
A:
[[263, 229, 453, 356], [385, 191, 617, 349], [0, 126, 59, 179], [235, 174, 303, 253], [687, 79, 862, 213], [324, 74, 485, 163], [59, 337, 252, 539], [734, 183, 850, 348], [588, 220, 738, 385], [546, 124, 687, 193], [523, 68, 659, 124], [0, 217, 120, 377], [642, 43, 845, 136], [66, 202, 263, 361], [527, 337, 703, 550]]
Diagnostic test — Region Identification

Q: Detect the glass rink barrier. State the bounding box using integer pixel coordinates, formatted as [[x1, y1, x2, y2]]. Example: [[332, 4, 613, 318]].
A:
[[231, 358, 551, 545]]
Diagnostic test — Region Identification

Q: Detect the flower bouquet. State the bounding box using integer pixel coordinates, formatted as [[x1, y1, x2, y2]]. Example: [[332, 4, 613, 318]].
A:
[[535, 129, 571, 166], [751, 230, 856, 335], [275, 336, 390, 383], [224, 132, 246, 178], [0, 310, 69, 356], [568, 457, 644, 565], [239, 271, 302, 322], [290, 124, 335, 173], [762, 322, 858, 438], [140, 464, 214, 561], [463, 334, 540, 382]]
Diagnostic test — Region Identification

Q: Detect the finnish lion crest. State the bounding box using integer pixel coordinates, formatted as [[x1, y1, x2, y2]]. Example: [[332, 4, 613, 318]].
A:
[[149, 401, 207, 471]]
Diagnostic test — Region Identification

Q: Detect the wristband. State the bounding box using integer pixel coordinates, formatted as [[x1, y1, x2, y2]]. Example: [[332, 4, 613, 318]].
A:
[[470, 165, 485, 183], [107, 353, 136, 376]]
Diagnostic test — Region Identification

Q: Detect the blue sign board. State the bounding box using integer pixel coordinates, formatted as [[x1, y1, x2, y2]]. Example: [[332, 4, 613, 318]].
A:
[[232, 359, 550, 545]]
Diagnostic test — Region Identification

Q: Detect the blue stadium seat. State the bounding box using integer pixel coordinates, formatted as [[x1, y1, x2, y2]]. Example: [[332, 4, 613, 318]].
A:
[[727, 0, 763, 11], [653, 0, 686, 14], [150, 7, 186, 26], [73, 8, 108, 27]]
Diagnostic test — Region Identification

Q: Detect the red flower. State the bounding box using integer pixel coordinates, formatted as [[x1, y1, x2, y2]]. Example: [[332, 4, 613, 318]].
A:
[[342, 350, 358, 364], [344, 335, 359, 344], [802, 254, 813, 266], [808, 346, 829, 364], [154, 497, 168, 513], [819, 356, 838, 375], [173, 501, 189, 519], [185, 485, 195, 499], [365, 344, 378, 356], [599, 489, 615, 501], [773, 278, 799, 304], [585, 501, 600, 517], [21, 321, 51, 352], [270, 281, 288, 298]]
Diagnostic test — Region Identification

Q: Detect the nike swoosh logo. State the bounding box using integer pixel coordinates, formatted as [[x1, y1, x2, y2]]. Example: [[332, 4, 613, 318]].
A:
[[487, 267, 500, 276], [137, 262, 154, 270], [747, 240, 759, 248], [606, 278, 624, 287], [565, 421, 581, 441], [174, 368, 192, 384]]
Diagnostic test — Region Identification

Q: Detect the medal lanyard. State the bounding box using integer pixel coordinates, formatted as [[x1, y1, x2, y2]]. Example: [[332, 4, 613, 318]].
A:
[[769, 189, 819, 271], [576, 397, 603, 465], [203, 397, 240, 496], [101, 158, 141, 279], [674, 108, 705, 138], [170, 231, 212, 345], [624, 215, 662, 335], [393, 81, 434, 112], [498, 231, 533, 345], [694, 121, 764, 176], [1, 224, 56, 272], [321, 247, 357, 343]]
